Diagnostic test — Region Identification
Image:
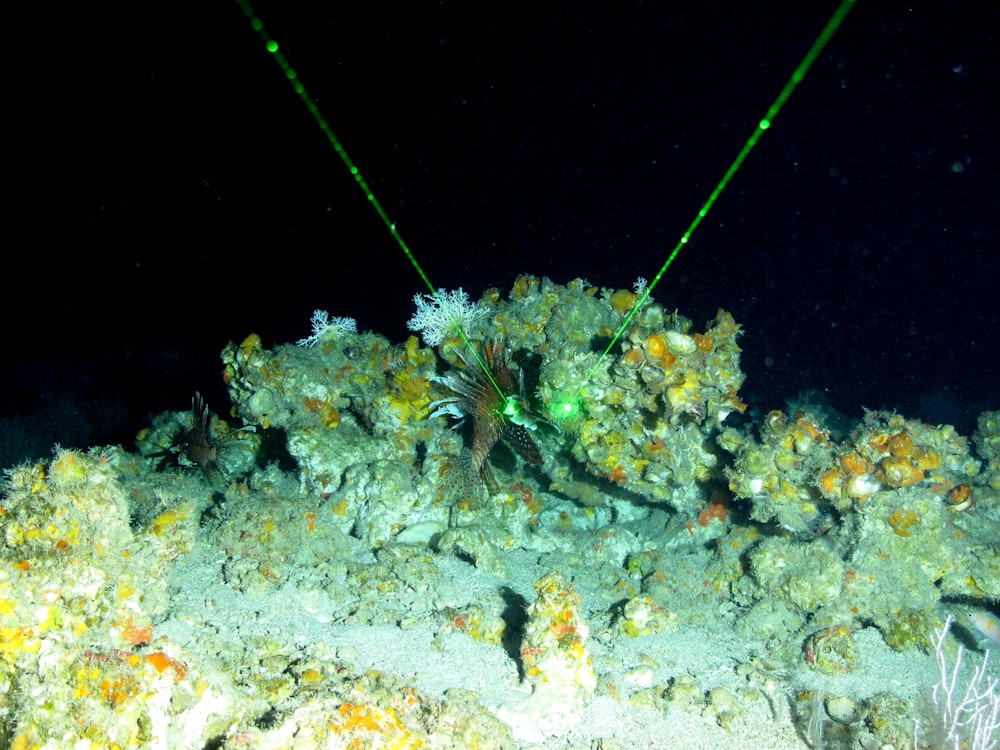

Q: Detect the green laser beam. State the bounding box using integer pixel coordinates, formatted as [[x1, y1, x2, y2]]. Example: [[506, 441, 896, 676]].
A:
[[234, 0, 509, 402], [234, 0, 439, 299], [235, 0, 858, 421], [572, 0, 859, 406]]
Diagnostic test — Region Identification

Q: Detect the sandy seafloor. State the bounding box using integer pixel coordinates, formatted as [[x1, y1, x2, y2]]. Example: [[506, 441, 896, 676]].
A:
[[3, 393, 999, 748], [158, 521, 950, 750]]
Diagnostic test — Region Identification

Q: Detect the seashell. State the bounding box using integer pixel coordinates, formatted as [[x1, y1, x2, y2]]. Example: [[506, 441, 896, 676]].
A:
[[621, 347, 646, 370], [644, 333, 678, 368], [644, 334, 669, 361], [945, 483, 974, 512], [913, 447, 942, 471], [878, 455, 924, 487], [887, 431, 916, 457], [741, 450, 771, 476], [764, 410, 787, 435], [817, 468, 843, 499], [847, 473, 881, 499], [839, 452, 871, 475], [637, 303, 666, 330], [824, 694, 863, 725], [640, 366, 666, 387], [665, 331, 696, 355]]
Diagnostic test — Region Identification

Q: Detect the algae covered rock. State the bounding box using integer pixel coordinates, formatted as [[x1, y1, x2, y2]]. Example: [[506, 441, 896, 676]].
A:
[[495, 572, 597, 742], [749, 537, 845, 615], [722, 409, 836, 536], [0, 448, 253, 747], [973, 409, 1000, 492], [222, 328, 443, 498]]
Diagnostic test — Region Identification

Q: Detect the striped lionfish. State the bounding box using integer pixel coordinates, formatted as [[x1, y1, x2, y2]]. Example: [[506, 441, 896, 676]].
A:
[[430, 341, 543, 501]]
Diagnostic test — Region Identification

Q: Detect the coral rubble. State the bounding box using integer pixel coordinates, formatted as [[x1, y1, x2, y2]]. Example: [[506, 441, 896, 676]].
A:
[[1, 276, 997, 748]]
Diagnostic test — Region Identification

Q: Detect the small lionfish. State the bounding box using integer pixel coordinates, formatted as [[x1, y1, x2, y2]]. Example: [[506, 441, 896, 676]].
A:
[[431, 341, 543, 499], [177, 392, 217, 469]]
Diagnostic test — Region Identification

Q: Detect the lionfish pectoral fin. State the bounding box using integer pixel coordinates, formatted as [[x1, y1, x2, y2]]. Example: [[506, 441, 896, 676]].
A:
[[504, 424, 543, 465], [439, 449, 487, 508]]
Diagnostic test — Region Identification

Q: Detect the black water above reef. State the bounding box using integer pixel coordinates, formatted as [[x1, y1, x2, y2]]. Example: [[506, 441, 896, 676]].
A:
[[3, 0, 997, 464]]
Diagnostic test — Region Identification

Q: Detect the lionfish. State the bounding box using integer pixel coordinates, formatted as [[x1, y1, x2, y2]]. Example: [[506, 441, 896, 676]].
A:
[[430, 341, 543, 500], [177, 392, 217, 469]]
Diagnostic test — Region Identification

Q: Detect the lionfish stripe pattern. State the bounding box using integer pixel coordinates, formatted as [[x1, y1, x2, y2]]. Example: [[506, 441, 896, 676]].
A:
[[431, 341, 542, 500]]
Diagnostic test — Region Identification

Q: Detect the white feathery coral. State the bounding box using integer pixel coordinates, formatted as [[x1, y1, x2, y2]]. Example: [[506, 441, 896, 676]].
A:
[[915, 614, 999, 750], [407, 288, 489, 346], [296, 310, 358, 347]]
